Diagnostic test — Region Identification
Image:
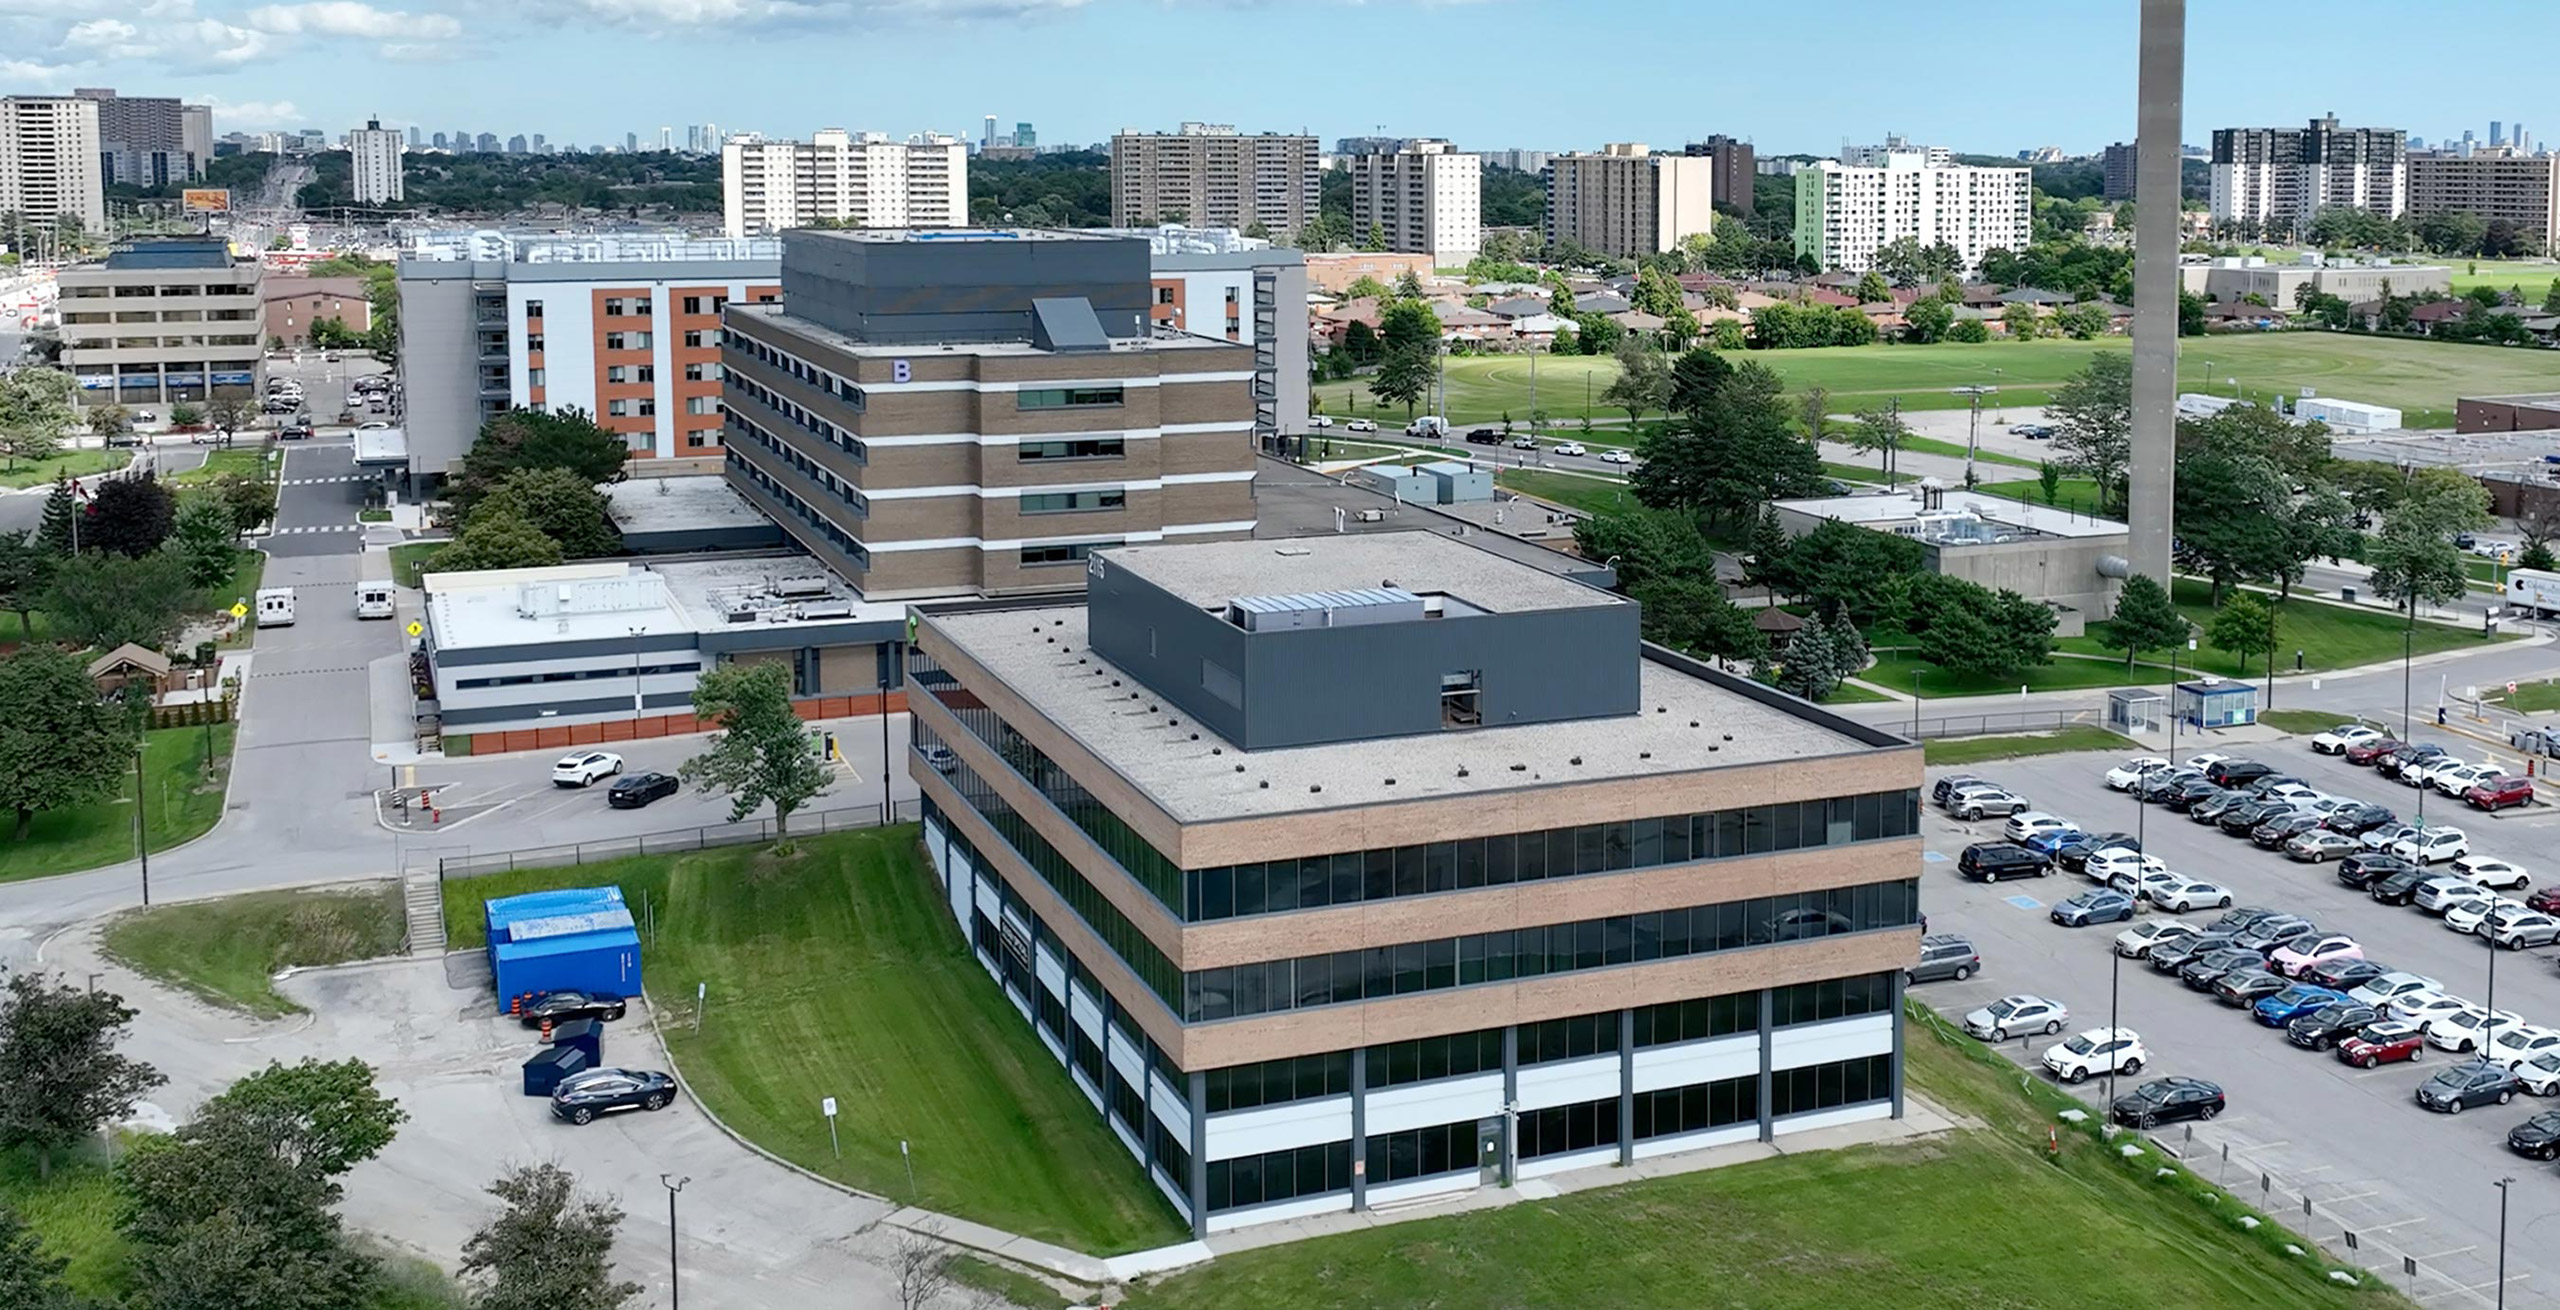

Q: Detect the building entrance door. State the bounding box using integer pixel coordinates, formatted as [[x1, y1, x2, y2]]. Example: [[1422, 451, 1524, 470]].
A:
[[1478, 1116, 1505, 1186]]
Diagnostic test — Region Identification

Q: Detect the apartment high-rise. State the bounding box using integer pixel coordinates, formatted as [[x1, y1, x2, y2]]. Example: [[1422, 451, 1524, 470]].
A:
[[718, 229, 1257, 600], [2210, 116, 2408, 235], [1349, 139, 1481, 265], [1684, 135, 1757, 216], [72, 88, 207, 188], [0, 96, 108, 232], [477, 132, 499, 153], [1542, 144, 1715, 259], [2408, 152, 2560, 242], [350, 118, 406, 206], [1792, 144, 2031, 273], [1109, 124, 1321, 235], [720, 130, 968, 237], [407, 126, 423, 148], [2102, 142, 2139, 202]]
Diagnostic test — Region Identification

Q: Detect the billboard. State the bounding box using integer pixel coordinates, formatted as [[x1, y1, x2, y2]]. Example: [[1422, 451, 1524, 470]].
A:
[[181, 188, 230, 214]]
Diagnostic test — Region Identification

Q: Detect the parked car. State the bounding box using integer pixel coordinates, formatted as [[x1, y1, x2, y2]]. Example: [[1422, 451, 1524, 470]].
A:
[[550, 750, 625, 787], [2003, 811, 2076, 845], [605, 771, 679, 809], [2149, 931, 2237, 973], [2415, 1060, 2520, 1113], [2311, 724, 2387, 755], [2375, 743, 2448, 779], [2393, 827, 2471, 865], [2181, 948, 2266, 990], [2148, 878, 2234, 913], [2109, 868, 2187, 903], [2369, 868, 2434, 906], [2190, 791, 2254, 824], [2209, 906, 2283, 935], [2487, 1024, 2560, 1070], [2219, 799, 2295, 835], [2205, 759, 2275, 789], [2269, 934, 2363, 979], [2360, 823, 2423, 853], [2165, 779, 2227, 811], [2322, 802, 2398, 836], [2336, 852, 2414, 889], [2515, 1057, 2560, 1101], [2085, 848, 2167, 885], [2055, 832, 2138, 872], [2415, 875, 2494, 915], [2441, 896, 2520, 936], [1907, 934, 1980, 984], [2432, 762, 2502, 798], [2528, 884, 2560, 914], [2105, 756, 2171, 790], [1948, 785, 2031, 820], [2347, 971, 2442, 1010], [2251, 812, 2325, 849], [2427, 1005, 2524, 1054], [2286, 1001, 2381, 1051], [2110, 1076, 2225, 1128], [2387, 990, 2475, 1033], [2043, 1028, 2147, 1084], [2505, 1109, 2560, 1158], [2021, 824, 2095, 858], [2488, 908, 2560, 950], [2342, 736, 2403, 765], [1958, 843, 2048, 882], [1932, 774, 1990, 807], [2133, 768, 2204, 803], [2286, 830, 2360, 863], [2052, 889, 2136, 927], [2254, 984, 2347, 1027], [2115, 920, 2200, 959], [279, 416, 316, 440], [2337, 1019, 2428, 1069], [2468, 776, 2536, 812], [2012, 422, 2053, 439], [2302, 957, 2390, 992], [2233, 914, 2318, 954], [517, 990, 628, 1026], [550, 1068, 678, 1125], [1964, 994, 2069, 1041], [2214, 968, 2291, 1007]]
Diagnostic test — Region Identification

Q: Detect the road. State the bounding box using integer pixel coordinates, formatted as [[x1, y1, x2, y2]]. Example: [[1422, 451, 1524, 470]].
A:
[[1915, 736, 2560, 1307]]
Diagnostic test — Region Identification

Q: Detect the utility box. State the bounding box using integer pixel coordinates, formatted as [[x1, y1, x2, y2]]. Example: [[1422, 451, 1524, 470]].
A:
[[546, 1016, 603, 1065], [2173, 677, 2259, 730], [1416, 459, 1493, 504], [521, 1045, 590, 1097]]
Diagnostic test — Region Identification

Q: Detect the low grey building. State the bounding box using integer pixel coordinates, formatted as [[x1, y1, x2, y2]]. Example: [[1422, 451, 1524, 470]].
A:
[[59, 239, 261, 409], [1770, 485, 2130, 636]]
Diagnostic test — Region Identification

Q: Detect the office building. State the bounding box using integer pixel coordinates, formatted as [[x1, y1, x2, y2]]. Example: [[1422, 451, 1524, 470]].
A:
[[396, 230, 783, 481], [2179, 255, 2450, 307], [507, 135, 528, 155], [59, 239, 261, 408], [71, 88, 207, 187], [476, 132, 499, 153], [2102, 142, 2139, 202], [1483, 148, 1550, 176], [1684, 136, 1756, 215], [718, 229, 1258, 600], [1792, 146, 2031, 273], [2408, 152, 2560, 242], [431, 132, 448, 150], [1348, 139, 1480, 265], [351, 118, 405, 205], [1015, 123, 1036, 150], [2492, 122, 2505, 149], [1110, 124, 1321, 234], [908, 530, 1922, 1237], [262, 275, 373, 348], [1124, 227, 1310, 452], [1542, 144, 1714, 259], [407, 126, 423, 148], [720, 130, 969, 238], [0, 96, 108, 232], [2210, 116, 2408, 234]]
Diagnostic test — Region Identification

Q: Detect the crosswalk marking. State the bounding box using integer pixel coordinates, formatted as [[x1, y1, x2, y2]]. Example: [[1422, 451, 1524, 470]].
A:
[[281, 476, 362, 485], [271, 524, 364, 534]]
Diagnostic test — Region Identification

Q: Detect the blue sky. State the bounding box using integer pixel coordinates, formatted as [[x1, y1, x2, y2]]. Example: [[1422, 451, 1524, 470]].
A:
[[3, 0, 2551, 153]]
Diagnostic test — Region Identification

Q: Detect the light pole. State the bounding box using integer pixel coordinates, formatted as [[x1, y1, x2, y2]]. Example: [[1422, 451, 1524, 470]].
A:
[[660, 1173, 690, 1310], [133, 743, 152, 906], [2106, 940, 2125, 1112], [2496, 1175, 2515, 1310], [2168, 634, 2194, 759]]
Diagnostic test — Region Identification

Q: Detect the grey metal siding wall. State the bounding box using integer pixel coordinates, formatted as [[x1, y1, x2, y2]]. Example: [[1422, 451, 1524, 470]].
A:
[[781, 233, 1153, 345], [1086, 561, 1253, 745], [1237, 605, 1641, 749], [397, 274, 480, 478]]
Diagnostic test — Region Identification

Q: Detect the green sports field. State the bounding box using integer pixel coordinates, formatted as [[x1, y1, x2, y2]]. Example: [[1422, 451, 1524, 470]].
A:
[[1315, 334, 2559, 429]]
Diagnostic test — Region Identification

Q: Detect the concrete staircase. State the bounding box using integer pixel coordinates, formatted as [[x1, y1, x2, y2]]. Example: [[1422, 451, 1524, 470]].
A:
[[402, 871, 446, 956]]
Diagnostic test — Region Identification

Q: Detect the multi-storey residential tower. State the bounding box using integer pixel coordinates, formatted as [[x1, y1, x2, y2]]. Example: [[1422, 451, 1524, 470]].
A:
[[720, 130, 969, 237], [1109, 124, 1321, 235], [1792, 145, 2031, 273], [1348, 139, 1481, 265], [351, 117, 406, 205], [1684, 136, 1757, 216], [0, 96, 108, 232], [2407, 151, 2560, 243], [2210, 116, 2408, 234], [1542, 144, 1714, 259]]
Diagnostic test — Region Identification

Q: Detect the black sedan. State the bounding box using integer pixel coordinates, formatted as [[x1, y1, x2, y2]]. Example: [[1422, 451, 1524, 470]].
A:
[[2370, 868, 2433, 906], [2209, 906, 2283, 934], [2324, 802, 2399, 836], [2213, 969, 2291, 1007], [2285, 1001, 2381, 1051], [2250, 813, 2325, 849], [2150, 932, 2241, 974], [2507, 1110, 2560, 1161], [2337, 852, 2414, 889], [2166, 780, 2228, 812], [2416, 1060, 2520, 1114], [2134, 769, 2204, 802], [2111, 1076, 2225, 1128], [2189, 791, 2253, 823], [2057, 832, 2139, 873], [517, 990, 629, 1027], [2220, 800, 2295, 835], [550, 1068, 678, 1124], [2232, 915, 2317, 953], [607, 771, 680, 809], [2377, 745, 2447, 780], [2303, 957, 2390, 992], [2181, 948, 2266, 990]]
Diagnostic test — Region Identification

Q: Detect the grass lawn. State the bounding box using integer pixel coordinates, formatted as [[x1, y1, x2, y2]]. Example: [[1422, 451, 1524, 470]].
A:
[[2500, 680, 2560, 714], [100, 882, 405, 1016], [2161, 578, 2509, 677], [439, 827, 1191, 1255], [1121, 1000, 2390, 1310], [1866, 649, 2165, 696], [1820, 680, 1893, 704], [391, 541, 448, 588], [1923, 724, 2130, 765], [943, 1255, 1075, 1310], [359, 508, 391, 522], [2, 1145, 127, 1299], [2445, 258, 2560, 296], [0, 723, 233, 883], [2256, 708, 2364, 736], [216, 549, 266, 648], [167, 445, 271, 486], [1314, 335, 2558, 430], [1306, 438, 1436, 462], [1496, 469, 1637, 518], [1975, 476, 2104, 511], [1820, 461, 1905, 486], [1897, 434, 2041, 470], [0, 447, 133, 490]]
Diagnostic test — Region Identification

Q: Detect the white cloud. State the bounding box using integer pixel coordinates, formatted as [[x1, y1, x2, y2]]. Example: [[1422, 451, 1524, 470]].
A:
[[56, 6, 271, 66], [244, 1, 461, 40], [200, 96, 303, 130], [535, 0, 1084, 28]]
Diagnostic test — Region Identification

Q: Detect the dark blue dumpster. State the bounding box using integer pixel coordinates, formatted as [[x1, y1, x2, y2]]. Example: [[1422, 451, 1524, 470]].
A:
[[521, 1045, 590, 1097], [547, 1016, 603, 1066]]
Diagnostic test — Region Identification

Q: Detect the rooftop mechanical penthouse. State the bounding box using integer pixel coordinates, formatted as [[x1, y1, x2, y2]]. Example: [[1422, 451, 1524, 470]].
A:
[[906, 531, 1924, 1236]]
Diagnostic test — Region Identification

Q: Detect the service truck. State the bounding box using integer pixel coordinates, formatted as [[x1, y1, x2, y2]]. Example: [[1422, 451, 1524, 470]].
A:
[[2507, 568, 2560, 619]]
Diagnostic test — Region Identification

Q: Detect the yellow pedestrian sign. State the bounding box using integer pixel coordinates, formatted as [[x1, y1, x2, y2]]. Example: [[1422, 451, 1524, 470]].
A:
[[406, 620, 423, 637], [229, 601, 248, 619]]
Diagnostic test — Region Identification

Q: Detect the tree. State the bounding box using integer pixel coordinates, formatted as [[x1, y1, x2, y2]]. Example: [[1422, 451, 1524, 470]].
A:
[[2103, 573, 2186, 672], [41, 550, 192, 650], [168, 402, 203, 429], [451, 408, 627, 518], [1573, 312, 1621, 356], [87, 402, 131, 442], [204, 395, 253, 442], [1548, 282, 1576, 317], [2048, 351, 2132, 515], [1741, 503, 1789, 601], [1361, 221, 1385, 252], [1376, 299, 1440, 357], [682, 662, 831, 836], [1901, 295, 1954, 344], [2000, 302, 2041, 340], [2174, 403, 2328, 602], [212, 474, 277, 538], [1368, 346, 1433, 418], [2543, 278, 2560, 315], [2177, 287, 2207, 336], [1598, 335, 1670, 424], [306, 318, 360, 350], [1775, 620, 1842, 701], [1572, 506, 1720, 591], [2208, 590, 2279, 678], [1342, 275, 1391, 303], [0, 1203, 79, 1310], [86, 474, 177, 557], [0, 971, 162, 1176], [1845, 406, 1908, 482], [892, 1230, 955, 1310], [168, 494, 240, 587], [1632, 350, 1824, 525], [458, 1163, 639, 1310], [1853, 270, 1893, 303], [0, 532, 51, 639], [2364, 469, 2491, 612], [1795, 385, 1830, 440], [1628, 574, 1765, 665], [431, 508, 564, 574], [37, 478, 77, 557], [0, 367, 73, 471], [1391, 268, 1425, 301], [471, 467, 620, 558], [2519, 540, 2557, 573], [1916, 582, 2055, 682], [2053, 302, 2109, 340], [1339, 318, 1381, 366], [1777, 518, 1928, 624], [1945, 317, 1991, 343], [2036, 459, 2062, 505]]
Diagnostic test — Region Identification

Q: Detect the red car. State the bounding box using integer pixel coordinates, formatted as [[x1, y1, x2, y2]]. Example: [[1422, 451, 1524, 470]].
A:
[[2467, 776, 2535, 812], [2335, 1019, 2426, 1070], [2344, 737, 2403, 766], [2530, 886, 2560, 914]]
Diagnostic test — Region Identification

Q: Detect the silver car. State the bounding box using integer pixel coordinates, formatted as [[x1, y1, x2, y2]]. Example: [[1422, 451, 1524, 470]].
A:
[[1963, 994, 2068, 1041]]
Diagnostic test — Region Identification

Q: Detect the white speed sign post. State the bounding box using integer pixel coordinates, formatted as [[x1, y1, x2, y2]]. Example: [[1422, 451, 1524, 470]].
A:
[[822, 1096, 839, 1158]]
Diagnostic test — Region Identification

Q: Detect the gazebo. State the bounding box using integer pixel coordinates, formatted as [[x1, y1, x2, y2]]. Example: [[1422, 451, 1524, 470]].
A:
[[1753, 608, 1808, 650]]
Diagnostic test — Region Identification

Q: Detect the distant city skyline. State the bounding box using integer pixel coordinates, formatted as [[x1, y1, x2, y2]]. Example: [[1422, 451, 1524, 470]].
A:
[[9, 0, 2556, 159]]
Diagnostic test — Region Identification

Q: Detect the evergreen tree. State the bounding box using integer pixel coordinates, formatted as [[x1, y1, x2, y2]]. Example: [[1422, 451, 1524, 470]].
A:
[[37, 477, 76, 557], [1741, 503, 1790, 601], [2103, 573, 2187, 672], [1826, 609, 1869, 678], [2519, 540, 2557, 573], [1777, 622, 1841, 701]]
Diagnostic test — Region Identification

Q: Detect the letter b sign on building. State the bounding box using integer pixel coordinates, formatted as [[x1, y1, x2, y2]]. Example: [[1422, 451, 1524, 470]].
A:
[[892, 359, 911, 384]]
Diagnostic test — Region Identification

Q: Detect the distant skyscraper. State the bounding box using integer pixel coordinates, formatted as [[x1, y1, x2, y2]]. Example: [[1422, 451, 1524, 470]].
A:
[[1015, 121, 1035, 149], [507, 134, 527, 154], [406, 125, 421, 148], [626, 131, 638, 152], [701, 123, 719, 153], [476, 132, 498, 152], [431, 131, 447, 150], [982, 114, 998, 149], [658, 126, 671, 150], [532, 133, 547, 154], [350, 117, 405, 204], [2492, 120, 2505, 148]]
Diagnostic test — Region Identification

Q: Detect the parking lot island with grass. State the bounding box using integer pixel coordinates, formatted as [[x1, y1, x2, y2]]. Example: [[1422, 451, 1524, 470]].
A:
[[907, 530, 1926, 1240]]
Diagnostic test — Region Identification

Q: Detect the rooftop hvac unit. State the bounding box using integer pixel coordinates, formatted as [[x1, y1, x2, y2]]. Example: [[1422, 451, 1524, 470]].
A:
[[795, 603, 854, 620], [725, 607, 759, 623], [770, 575, 832, 598]]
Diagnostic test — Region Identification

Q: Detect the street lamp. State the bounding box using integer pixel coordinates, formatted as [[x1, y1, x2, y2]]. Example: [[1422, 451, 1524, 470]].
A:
[[2168, 633, 2196, 759], [2497, 1175, 2516, 1310], [133, 743, 152, 906], [659, 1174, 690, 1310]]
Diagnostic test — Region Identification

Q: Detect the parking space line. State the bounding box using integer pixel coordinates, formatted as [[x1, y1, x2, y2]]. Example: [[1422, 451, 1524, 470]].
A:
[[2416, 1246, 2481, 1262]]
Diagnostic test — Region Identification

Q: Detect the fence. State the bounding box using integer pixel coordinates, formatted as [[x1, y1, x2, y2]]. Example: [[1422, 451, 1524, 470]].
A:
[[147, 694, 235, 729], [436, 798, 924, 881], [1906, 708, 2110, 740]]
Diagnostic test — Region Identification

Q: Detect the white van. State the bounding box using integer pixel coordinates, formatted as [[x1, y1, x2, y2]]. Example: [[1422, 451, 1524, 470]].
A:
[[354, 582, 394, 620], [255, 587, 296, 627], [1405, 415, 1448, 439]]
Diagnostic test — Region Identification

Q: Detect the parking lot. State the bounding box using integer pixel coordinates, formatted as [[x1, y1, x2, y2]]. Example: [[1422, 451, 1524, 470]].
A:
[[1918, 730, 2560, 1307]]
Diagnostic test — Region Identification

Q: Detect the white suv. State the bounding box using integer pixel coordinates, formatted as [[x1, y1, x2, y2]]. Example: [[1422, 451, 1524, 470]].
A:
[[550, 751, 625, 787], [2105, 757, 2170, 790], [2004, 811, 2075, 845], [2433, 762, 2501, 798], [2453, 855, 2531, 891], [2395, 827, 2471, 865], [2041, 1028, 2148, 1084], [2348, 971, 2441, 1009], [2311, 724, 2384, 755], [1949, 787, 2030, 820]]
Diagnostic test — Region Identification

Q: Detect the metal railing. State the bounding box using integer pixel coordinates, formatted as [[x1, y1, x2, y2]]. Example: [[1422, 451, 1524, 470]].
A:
[[1906, 708, 2110, 740], [436, 798, 923, 881]]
